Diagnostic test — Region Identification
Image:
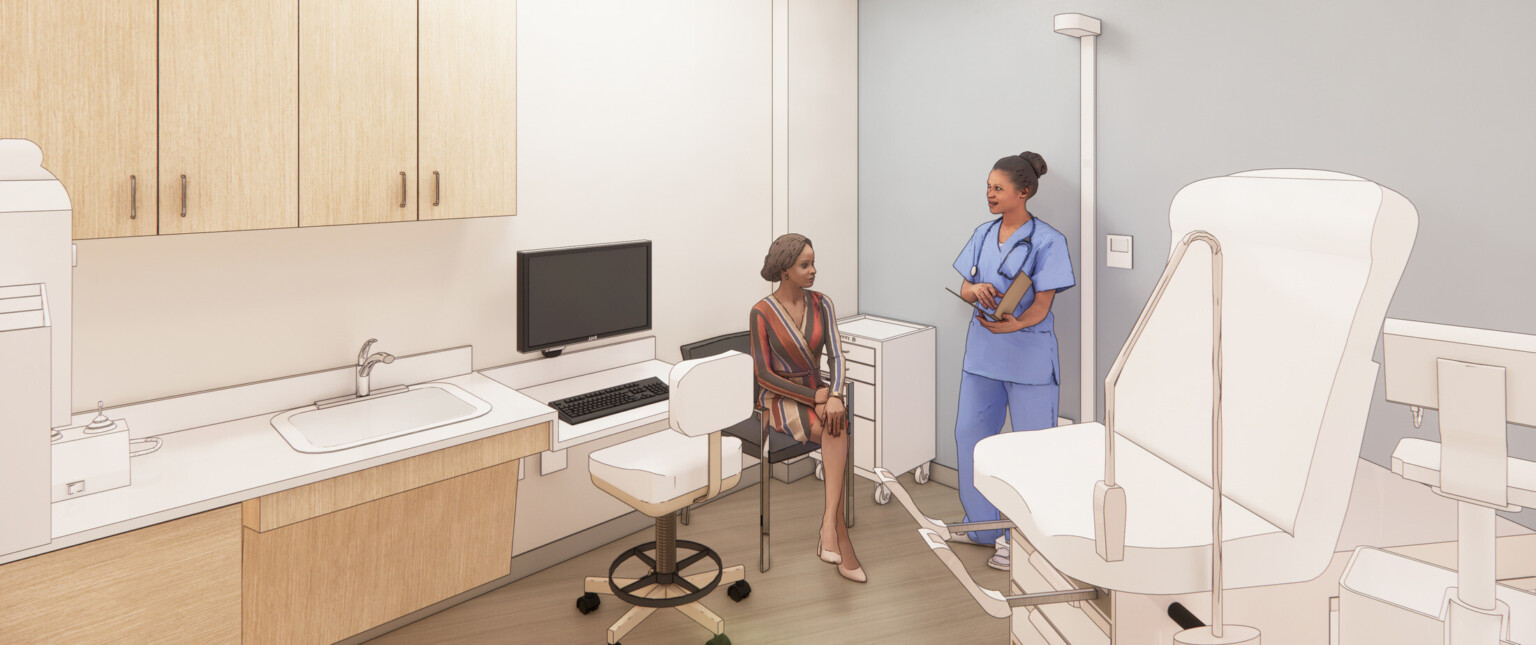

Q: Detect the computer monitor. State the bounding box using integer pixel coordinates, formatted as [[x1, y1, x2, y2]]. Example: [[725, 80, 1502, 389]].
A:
[[517, 241, 652, 356]]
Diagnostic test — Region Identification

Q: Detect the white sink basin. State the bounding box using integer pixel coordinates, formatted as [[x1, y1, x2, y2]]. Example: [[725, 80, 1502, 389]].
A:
[[271, 382, 493, 453]]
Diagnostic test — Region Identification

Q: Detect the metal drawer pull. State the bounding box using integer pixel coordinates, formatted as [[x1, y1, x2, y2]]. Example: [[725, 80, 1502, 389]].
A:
[[129, 175, 137, 219], [180, 175, 187, 217], [433, 171, 440, 206], [400, 171, 407, 208]]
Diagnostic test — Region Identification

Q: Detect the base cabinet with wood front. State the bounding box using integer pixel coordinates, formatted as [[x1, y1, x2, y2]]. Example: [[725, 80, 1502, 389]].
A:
[[241, 424, 545, 645], [0, 422, 546, 644], [0, 506, 243, 644]]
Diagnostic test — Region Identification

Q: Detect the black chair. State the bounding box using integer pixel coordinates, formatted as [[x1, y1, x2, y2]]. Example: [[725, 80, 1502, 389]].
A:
[[679, 331, 854, 573]]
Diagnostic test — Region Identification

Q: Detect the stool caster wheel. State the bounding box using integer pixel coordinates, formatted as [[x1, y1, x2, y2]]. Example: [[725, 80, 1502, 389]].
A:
[[706, 634, 732, 645], [915, 462, 931, 484], [575, 592, 600, 615], [727, 579, 751, 602], [875, 484, 891, 505], [815, 460, 825, 481]]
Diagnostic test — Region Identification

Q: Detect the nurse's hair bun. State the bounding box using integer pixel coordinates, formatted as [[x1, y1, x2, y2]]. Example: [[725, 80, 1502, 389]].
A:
[[761, 233, 813, 282], [992, 151, 1048, 198], [1018, 151, 1048, 177]]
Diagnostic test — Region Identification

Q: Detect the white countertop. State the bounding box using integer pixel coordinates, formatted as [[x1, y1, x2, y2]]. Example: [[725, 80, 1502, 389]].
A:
[[3, 368, 556, 566]]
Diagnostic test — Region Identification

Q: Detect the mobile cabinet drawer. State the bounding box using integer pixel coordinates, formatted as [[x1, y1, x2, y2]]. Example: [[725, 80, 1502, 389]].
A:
[[839, 340, 875, 365], [822, 353, 875, 384], [851, 380, 873, 420]]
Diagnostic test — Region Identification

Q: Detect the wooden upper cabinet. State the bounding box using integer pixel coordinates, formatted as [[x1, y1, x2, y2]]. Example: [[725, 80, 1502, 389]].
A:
[[419, 0, 517, 220], [0, 0, 158, 239], [300, 0, 419, 227], [159, 0, 299, 234]]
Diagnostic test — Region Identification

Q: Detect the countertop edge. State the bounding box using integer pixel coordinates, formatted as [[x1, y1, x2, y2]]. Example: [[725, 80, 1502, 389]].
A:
[[2, 375, 556, 566]]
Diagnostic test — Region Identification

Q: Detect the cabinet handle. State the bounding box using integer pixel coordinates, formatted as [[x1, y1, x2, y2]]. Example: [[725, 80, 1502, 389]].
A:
[[129, 175, 137, 219], [400, 171, 407, 208], [180, 175, 188, 217], [433, 171, 440, 206]]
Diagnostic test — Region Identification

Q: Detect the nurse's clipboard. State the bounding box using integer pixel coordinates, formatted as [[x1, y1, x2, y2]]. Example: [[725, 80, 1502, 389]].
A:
[[946, 271, 1033, 322]]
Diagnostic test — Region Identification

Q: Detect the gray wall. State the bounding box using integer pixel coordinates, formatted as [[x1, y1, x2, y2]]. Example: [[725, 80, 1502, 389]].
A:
[[859, 0, 1536, 527]]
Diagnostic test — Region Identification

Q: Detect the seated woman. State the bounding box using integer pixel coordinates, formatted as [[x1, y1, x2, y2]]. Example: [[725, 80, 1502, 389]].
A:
[[749, 233, 864, 583]]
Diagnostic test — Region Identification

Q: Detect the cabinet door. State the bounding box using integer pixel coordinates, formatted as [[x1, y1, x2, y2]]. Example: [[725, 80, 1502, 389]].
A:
[[243, 460, 519, 645], [0, 0, 157, 239], [0, 506, 241, 644], [159, 0, 299, 234], [299, 0, 417, 226], [419, 0, 517, 220]]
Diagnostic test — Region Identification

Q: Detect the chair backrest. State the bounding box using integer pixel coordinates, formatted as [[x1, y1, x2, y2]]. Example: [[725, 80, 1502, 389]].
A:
[[680, 331, 751, 361], [682, 330, 767, 407], [1113, 170, 1417, 538], [669, 350, 754, 438]]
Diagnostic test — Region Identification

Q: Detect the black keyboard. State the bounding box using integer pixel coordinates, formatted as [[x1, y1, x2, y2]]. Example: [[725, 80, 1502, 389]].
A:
[[549, 376, 670, 425]]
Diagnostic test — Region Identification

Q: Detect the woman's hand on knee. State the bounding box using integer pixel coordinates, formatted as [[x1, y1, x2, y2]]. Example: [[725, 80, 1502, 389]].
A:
[[824, 397, 848, 437]]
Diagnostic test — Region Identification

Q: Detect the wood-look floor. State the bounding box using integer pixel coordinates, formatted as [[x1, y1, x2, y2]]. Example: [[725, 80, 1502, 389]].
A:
[[365, 471, 1012, 644]]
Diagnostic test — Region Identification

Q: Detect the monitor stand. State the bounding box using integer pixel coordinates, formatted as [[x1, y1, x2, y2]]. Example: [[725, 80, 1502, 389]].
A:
[[541, 347, 564, 358]]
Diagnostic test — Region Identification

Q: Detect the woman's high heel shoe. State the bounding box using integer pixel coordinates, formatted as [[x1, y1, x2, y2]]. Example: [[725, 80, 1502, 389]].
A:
[[837, 563, 867, 583], [817, 539, 842, 565]]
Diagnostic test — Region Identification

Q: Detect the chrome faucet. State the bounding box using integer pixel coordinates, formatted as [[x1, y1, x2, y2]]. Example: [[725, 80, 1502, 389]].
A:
[[356, 338, 395, 397]]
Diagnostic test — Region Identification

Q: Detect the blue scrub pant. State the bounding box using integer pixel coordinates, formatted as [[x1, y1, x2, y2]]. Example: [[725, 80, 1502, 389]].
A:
[[956, 370, 1059, 545]]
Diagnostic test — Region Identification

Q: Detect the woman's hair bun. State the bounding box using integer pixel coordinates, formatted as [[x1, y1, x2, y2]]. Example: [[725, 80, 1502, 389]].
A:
[[1018, 151, 1047, 177]]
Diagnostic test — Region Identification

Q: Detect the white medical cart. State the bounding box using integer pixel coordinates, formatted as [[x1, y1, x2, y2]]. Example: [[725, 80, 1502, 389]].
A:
[[815, 314, 936, 503]]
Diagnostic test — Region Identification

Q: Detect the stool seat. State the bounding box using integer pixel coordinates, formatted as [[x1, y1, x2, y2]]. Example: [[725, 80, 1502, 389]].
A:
[[591, 430, 743, 510]]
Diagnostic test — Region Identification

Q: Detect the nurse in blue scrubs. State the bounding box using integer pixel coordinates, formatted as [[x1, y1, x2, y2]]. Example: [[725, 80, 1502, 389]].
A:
[[951, 151, 1075, 570]]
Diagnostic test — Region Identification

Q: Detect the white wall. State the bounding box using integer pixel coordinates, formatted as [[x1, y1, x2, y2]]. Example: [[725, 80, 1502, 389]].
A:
[[783, 0, 859, 310], [69, 0, 825, 411]]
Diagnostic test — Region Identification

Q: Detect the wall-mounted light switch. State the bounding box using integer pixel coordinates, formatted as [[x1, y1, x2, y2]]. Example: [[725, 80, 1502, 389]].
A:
[[1106, 234, 1133, 269]]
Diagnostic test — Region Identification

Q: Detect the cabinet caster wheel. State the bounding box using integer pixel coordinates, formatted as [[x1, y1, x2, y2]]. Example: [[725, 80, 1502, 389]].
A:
[[915, 462, 931, 484], [875, 484, 891, 505], [576, 592, 600, 615], [706, 634, 732, 645], [815, 460, 825, 481], [727, 579, 751, 602]]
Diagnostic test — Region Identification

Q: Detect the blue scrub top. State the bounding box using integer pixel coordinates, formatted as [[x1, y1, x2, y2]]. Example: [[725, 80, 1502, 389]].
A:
[[952, 215, 1076, 385]]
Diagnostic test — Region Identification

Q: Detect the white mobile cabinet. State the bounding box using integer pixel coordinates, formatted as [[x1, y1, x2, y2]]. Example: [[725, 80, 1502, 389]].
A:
[[816, 314, 936, 504]]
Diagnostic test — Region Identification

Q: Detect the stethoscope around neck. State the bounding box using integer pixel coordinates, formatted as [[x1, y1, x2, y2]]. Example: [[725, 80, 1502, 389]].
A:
[[970, 216, 1040, 280]]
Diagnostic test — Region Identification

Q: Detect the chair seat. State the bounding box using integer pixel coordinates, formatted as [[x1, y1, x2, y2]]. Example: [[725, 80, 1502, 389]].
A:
[[591, 430, 744, 506], [974, 423, 1327, 595], [721, 414, 818, 463]]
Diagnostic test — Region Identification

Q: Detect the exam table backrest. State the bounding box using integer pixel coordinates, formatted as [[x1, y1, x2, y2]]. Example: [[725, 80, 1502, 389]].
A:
[[1112, 169, 1417, 535]]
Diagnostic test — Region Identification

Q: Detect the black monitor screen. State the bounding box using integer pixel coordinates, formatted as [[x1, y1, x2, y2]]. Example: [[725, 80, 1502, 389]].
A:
[[517, 241, 652, 353]]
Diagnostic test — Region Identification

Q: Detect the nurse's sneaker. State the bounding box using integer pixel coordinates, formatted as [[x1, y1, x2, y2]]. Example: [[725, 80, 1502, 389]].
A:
[[987, 536, 1011, 571]]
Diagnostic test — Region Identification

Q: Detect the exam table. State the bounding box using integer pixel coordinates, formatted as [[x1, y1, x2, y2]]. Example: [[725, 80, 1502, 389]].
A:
[[882, 169, 1419, 644]]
